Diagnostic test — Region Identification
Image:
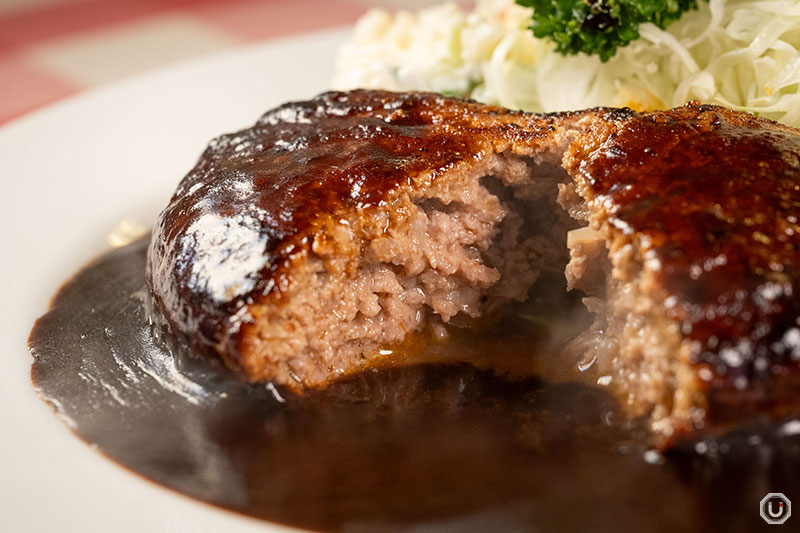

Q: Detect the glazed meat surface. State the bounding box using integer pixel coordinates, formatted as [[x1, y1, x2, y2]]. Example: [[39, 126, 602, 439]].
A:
[[565, 105, 800, 443], [148, 90, 800, 446]]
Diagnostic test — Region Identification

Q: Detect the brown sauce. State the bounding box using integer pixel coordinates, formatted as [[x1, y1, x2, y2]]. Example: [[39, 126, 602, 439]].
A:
[[29, 238, 800, 532]]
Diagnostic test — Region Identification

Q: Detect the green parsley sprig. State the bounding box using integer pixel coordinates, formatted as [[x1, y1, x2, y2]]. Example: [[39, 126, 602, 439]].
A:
[[516, 0, 702, 62]]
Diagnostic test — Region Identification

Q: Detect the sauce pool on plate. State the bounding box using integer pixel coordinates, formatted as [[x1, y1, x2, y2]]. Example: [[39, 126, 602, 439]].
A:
[[29, 238, 800, 532]]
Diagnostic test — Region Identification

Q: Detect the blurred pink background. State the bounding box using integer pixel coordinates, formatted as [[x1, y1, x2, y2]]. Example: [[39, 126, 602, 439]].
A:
[[0, 0, 436, 124]]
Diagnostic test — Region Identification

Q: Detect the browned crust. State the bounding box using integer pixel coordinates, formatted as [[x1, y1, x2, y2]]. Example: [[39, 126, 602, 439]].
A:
[[565, 102, 800, 434], [146, 90, 593, 373]]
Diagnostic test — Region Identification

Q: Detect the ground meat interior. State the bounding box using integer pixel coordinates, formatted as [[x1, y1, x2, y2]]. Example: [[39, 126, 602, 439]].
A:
[[561, 183, 684, 432], [244, 150, 579, 382], [244, 146, 680, 432]]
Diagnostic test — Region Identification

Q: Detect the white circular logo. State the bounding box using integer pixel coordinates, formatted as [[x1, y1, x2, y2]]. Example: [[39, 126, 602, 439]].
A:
[[761, 493, 792, 525]]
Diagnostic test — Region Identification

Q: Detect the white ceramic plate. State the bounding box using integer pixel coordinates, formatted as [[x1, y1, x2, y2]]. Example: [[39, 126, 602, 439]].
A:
[[0, 27, 350, 533]]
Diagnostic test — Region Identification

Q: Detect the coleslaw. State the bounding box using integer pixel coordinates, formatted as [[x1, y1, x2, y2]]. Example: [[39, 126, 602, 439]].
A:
[[333, 0, 800, 127]]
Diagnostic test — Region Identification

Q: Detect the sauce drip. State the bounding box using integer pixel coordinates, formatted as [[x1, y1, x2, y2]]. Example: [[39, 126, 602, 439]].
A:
[[29, 239, 800, 532]]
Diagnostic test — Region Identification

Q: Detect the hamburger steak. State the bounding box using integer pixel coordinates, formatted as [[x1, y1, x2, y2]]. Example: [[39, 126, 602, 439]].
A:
[[147, 90, 800, 446]]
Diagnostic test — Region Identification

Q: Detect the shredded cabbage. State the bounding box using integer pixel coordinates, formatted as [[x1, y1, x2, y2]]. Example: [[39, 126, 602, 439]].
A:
[[333, 0, 800, 127]]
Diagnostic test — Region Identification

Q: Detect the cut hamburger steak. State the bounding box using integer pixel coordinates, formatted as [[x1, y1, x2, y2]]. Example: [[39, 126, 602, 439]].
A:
[[147, 89, 590, 383], [147, 90, 800, 446]]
